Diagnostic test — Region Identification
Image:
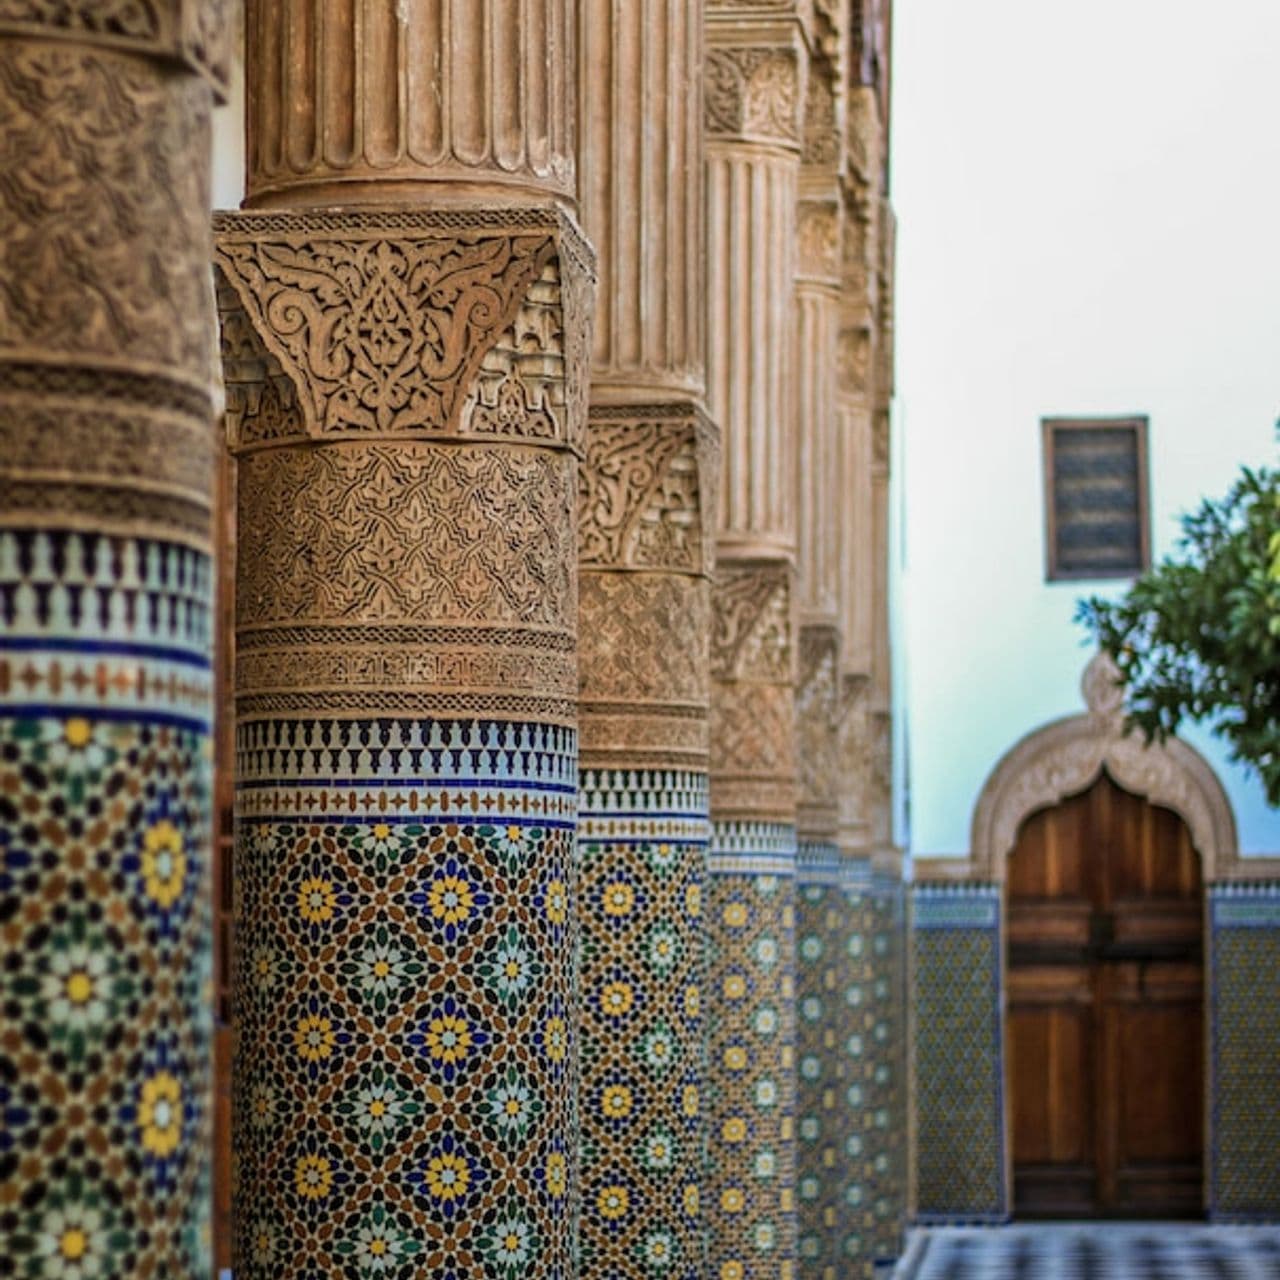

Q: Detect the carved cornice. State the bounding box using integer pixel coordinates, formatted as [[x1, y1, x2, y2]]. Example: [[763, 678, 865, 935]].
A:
[[578, 404, 717, 576], [214, 208, 595, 451], [837, 324, 872, 399], [219, 209, 592, 729], [875, 200, 896, 410], [0, 0, 231, 97], [925, 654, 1244, 884]]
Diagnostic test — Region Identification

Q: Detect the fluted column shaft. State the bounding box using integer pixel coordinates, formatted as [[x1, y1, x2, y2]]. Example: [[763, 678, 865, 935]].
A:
[[0, 8, 226, 1275], [219, 5, 594, 1276], [704, 9, 807, 1277], [245, 0, 576, 208]]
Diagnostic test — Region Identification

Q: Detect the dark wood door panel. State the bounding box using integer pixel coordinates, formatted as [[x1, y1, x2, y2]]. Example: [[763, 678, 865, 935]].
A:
[[1007, 774, 1204, 1219]]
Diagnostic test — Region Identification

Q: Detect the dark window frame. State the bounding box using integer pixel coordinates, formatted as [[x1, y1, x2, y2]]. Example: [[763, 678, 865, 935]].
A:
[[1042, 415, 1151, 582]]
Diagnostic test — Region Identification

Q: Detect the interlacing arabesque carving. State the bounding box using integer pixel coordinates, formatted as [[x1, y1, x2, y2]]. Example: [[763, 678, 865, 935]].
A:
[[711, 563, 793, 683], [579, 572, 709, 706], [216, 272, 305, 444], [802, 62, 839, 167], [0, 0, 231, 93], [461, 255, 571, 445], [837, 324, 871, 398], [215, 231, 559, 437], [236, 442, 576, 632], [797, 200, 842, 281], [705, 46, 799, 143], [579, 416, 708, 572], [710, 678, 796, 784], [839, 674, 873, 849], [0, 41, 214, 382], [797, 628, 840, 823]]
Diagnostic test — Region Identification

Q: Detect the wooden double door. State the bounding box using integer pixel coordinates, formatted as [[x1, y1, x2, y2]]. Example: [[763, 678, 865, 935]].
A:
[[1007, 773, 1204, 1218]]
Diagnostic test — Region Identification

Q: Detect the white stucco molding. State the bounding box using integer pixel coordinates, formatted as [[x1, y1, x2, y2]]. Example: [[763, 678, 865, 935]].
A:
[[919, 653, 1257, 884]]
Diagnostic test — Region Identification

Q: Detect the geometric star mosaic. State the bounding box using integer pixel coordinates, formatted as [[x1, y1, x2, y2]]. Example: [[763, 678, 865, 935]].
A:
[[911, 885, 1007, 1223]]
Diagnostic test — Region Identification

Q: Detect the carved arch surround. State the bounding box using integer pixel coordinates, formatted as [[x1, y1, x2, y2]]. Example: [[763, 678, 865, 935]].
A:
[[964, 654, 1240, 883]]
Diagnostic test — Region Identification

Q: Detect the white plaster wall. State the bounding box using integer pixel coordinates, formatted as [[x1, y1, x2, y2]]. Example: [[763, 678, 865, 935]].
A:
[[211, 56, 245, 211], [892, 0, 1280, 856]]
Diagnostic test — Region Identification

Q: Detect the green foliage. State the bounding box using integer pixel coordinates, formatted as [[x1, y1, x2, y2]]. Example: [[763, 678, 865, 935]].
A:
[[1076, 457, 1280, 805]]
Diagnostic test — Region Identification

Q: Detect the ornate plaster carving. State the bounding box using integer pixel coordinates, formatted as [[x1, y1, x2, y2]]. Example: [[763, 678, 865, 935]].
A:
[[213, 212, 593, 442], [578, 406, 715, 574], [960, 652, 1241, 884], [797, 198, 842, 281], [705, 46, 801, 144], [797, 624, 840, 840], [0, 0, 232, 96]]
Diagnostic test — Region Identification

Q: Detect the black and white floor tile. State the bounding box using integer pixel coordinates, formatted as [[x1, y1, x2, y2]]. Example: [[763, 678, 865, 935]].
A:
[[900, 1224, 1280, 1280]]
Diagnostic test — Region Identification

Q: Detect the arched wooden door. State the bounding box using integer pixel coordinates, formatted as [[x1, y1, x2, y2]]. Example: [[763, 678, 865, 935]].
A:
[[1007, 772, 1204, 1217]]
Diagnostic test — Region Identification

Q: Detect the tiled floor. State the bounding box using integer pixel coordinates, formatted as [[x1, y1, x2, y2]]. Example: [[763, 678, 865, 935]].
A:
[[899, 1224, 1280, 1279]]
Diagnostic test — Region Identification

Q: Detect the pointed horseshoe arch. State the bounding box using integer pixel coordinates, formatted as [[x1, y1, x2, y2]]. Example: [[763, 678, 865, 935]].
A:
[[968, 653, 1239, 883]]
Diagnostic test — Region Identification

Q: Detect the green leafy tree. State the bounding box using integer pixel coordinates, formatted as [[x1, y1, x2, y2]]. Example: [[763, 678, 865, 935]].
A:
[[1076, 455, 1280, 804]]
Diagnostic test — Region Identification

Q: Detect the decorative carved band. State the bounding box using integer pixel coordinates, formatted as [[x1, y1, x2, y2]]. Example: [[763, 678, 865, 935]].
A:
[[802, 66, 839, 169], [579, 571, 711, 768], [711, 559, 793, 684], [0, 0, 231, 97], [0, 393, 212, 546], [215, 209, 594, 449], [796, 198, 842, 283], [234, 440, 578, 726], [797, 624, 840, 842], [0, 42, 216, 386], [218, 208, 594, 729], [710, 559, 796, 823], [838, 672, 873, 857], [577, 403, 716, 769], [704, 46, 801, 145]]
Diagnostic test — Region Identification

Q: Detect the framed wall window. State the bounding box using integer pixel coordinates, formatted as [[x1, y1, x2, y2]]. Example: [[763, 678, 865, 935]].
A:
[[1042, 416, 1150, 581]]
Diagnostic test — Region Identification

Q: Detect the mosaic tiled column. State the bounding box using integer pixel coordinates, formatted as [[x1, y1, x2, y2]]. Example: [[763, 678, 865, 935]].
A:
[[911, 885, 1008, 1223], [704, 9, 806, 1273], [835, 861, 874, 1274], [864, 870, 907, 1265], [1208, 883, 1280, 1219], [215, 5, 594, 1276], [575, 5, 716, 1273], [0, 8, 227, 1274], [794, 848, 849, 1279]]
